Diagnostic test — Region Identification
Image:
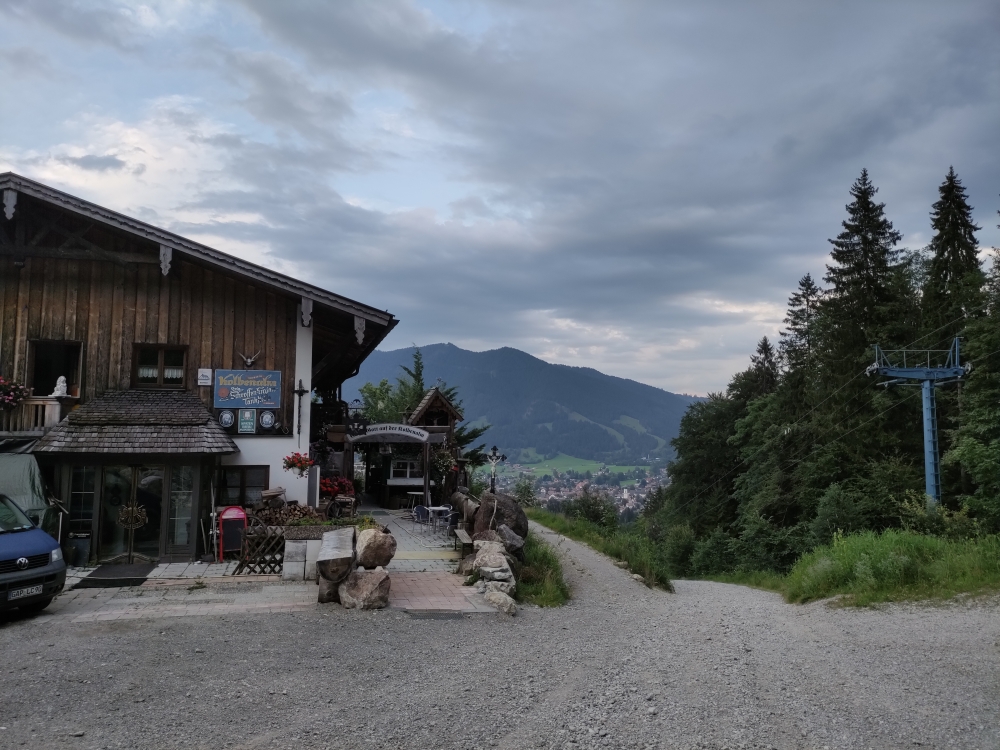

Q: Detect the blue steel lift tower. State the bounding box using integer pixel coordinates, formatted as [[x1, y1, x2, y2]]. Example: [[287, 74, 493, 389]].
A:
[[866, 338, 970, 508]]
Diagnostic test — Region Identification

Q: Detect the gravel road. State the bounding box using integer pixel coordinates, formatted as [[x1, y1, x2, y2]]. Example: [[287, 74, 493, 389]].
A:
[[1, 522, 998, 750]]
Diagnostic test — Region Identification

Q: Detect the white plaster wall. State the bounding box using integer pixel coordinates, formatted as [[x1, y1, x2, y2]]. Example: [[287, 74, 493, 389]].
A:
[[220, 301, 313, 505]]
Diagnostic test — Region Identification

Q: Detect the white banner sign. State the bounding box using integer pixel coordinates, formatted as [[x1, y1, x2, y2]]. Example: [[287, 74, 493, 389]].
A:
[[348, 423, 430, 443]]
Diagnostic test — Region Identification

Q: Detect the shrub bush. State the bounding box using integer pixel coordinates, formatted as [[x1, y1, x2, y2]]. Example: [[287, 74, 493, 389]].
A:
[[661, 524, 696, 576], [690, 528, 736, 575], [562, 487, 618, 530], [784, 529, 1000, 604]]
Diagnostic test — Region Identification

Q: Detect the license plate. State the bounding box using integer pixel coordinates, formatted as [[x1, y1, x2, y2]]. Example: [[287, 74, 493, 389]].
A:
[[8, 584, 43, 601]]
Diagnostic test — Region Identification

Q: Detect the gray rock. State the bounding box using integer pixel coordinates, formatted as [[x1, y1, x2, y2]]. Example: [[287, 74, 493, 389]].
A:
[[484, 590, 517, 615], [356, 529, 397, 569], [485, 580, 516, 596], [473, 529, 502, 543], [474, 540, 506, 554], [457, 553, 477, 576], [497, 524, 525, 557], [479, 566, 513, 582], [338, 568, 391, 609], [473, 551, 508, 571], [317, 576, 340, 604], [473, 493, 529, 539]]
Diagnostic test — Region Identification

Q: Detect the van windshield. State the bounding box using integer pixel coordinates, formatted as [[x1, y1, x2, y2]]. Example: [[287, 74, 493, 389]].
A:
[[0, 495, 34, 533]]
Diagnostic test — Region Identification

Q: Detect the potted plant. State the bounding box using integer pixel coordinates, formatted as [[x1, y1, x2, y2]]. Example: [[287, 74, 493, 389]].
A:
[[0, 376, 30, 411], [282, 452, 314, 478]]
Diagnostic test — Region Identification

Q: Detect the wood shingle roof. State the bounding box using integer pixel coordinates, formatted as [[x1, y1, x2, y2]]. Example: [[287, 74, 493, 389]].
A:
[[33, 390, 238, 454]]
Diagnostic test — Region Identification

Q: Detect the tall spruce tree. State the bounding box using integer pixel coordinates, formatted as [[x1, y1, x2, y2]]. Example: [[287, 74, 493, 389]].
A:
[[823, 169, 903, 348], [747, 337, 779, 398], [780, 274, 822, 370], [922, 167, 983, 337]]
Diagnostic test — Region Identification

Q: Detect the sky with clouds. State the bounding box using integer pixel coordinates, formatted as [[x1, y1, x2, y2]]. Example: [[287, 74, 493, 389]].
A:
[[2, 0, 998, 395]]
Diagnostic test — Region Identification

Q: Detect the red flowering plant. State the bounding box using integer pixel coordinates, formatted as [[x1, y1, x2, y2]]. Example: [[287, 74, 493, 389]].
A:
[[0, 376, 30, 410], [282, 452, 314, 478], [320, 476, 355, 497]]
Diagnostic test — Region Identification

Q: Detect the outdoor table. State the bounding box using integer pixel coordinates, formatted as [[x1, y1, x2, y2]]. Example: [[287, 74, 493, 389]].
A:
[[405, 491, 424, 510], [426, 506, 450, 531]]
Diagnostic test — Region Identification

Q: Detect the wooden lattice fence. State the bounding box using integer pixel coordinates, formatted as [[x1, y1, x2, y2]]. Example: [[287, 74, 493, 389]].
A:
[[232, 516, 284, 575]]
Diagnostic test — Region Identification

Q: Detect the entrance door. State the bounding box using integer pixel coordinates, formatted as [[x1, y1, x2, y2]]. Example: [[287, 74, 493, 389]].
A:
[[98, 466, 164, 564]]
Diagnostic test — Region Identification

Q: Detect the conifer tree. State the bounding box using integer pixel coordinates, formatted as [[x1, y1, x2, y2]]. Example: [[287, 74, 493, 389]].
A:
[[823, 168, 903, 347], [748, 336, 779, 398], [780, 274, 822, 370], [922, 167, 983, 336]]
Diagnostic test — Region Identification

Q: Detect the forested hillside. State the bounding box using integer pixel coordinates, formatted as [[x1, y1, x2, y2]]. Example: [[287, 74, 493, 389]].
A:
[[342, 344, 700, 464], [645, 167, 1000, 575]]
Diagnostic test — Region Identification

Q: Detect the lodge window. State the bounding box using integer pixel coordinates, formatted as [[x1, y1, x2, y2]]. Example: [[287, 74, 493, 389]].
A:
[[30, 340, 82, 397], [69, 466, 96, 534], [217, 466, 269, 507], [133, 346, 186, 388], [391, 460, 423, 479]]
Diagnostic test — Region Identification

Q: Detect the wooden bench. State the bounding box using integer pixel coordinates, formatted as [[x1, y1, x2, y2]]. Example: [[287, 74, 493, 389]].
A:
[[453, 528, 473, 557]]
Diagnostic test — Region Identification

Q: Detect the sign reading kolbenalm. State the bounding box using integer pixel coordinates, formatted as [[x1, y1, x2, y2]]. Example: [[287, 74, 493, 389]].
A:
[[214, 370, 282, 409]]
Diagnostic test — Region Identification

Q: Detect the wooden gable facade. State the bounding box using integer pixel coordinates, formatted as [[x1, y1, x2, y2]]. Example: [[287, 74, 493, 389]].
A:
[[0, 174, 396, 435], [0, 207, 300, 429]]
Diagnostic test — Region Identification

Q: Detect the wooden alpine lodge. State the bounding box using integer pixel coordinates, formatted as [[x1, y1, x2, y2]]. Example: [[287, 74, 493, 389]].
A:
[[0, 172, 396, 565]]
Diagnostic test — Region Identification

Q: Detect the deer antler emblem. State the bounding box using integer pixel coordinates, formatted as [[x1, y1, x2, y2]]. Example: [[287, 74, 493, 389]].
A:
[[237, 350, 261, 369]]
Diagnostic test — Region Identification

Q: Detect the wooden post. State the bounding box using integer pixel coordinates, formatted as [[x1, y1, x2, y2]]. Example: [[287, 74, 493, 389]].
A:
[[423, 441, 430, 505]]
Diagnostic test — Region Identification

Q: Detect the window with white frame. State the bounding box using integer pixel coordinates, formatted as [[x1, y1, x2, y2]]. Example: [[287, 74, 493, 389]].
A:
[[391, 460, 423, 479]]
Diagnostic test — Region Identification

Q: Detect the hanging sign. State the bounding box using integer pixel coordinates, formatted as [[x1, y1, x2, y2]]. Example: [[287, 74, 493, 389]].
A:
[[238, 409, 257, 434], [214, 370, 282, 408], [347, 423, 430, 443]]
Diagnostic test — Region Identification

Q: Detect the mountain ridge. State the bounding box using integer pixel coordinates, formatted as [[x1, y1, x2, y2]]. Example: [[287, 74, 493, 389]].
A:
[[342, 343, 700, 464]]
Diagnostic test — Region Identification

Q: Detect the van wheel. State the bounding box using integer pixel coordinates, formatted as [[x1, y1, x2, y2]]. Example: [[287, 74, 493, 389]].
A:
[[19, 598, 52, 614]]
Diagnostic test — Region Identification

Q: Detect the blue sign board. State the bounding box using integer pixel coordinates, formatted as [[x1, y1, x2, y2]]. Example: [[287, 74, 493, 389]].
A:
[[213, 370, 282, 409]]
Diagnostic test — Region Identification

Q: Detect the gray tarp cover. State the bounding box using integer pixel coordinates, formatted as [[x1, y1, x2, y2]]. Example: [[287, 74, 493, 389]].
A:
[[0, 454, 49, 515]]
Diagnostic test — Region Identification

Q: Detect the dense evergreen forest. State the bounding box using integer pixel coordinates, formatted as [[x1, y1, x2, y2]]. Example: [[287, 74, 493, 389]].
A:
[[644, 168, 1000, 575]]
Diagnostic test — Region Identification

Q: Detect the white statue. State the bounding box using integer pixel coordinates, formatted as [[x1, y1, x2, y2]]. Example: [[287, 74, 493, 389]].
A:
[[50, 376, 68, 397]]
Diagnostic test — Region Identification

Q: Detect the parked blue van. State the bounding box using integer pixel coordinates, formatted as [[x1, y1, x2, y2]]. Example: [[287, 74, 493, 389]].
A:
[[0, 493, 66, 613]]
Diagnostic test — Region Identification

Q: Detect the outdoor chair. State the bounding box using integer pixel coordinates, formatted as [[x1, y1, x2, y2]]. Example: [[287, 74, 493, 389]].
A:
[[431, 503, 452, 532], [412, 505, 430, 533]]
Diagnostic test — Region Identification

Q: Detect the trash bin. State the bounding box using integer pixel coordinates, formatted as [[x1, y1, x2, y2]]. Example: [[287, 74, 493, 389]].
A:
[[67, 533, 91, 567]]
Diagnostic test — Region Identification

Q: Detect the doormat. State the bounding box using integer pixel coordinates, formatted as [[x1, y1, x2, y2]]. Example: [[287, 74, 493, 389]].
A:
[[75, 563, 157, 589]]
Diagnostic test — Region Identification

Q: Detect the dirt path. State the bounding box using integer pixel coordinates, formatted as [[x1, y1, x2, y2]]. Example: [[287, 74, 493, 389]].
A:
[[1, 523, 997, 749]]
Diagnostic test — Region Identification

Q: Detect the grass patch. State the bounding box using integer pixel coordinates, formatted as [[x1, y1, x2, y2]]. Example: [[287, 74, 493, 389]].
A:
[[499, 453, 640, 477], [782, 529, 1000, 605], [515, 533, 570, 607], [697, 530, 1000, 606], [526, 508, 674, 592]]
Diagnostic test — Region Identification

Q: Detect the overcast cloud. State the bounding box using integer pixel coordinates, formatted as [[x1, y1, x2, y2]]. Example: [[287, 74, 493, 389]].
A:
[[2, 0, 998, 394]]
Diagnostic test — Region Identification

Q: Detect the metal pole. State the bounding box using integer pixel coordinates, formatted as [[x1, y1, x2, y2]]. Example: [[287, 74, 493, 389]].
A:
[[423, 441, 430, 505], [921, 379, 941, 508]]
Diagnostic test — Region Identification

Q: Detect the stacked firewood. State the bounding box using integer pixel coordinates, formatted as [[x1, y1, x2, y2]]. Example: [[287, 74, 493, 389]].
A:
[[253, 505, 323, 526]]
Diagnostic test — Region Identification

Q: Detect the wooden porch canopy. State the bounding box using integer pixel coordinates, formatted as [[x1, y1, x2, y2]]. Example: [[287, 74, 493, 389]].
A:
[[345, 423, 445, 506]]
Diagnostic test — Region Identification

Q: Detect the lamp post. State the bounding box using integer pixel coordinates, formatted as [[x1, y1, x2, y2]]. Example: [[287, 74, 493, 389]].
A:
[[346, 399, 367, 438], [485, 445, 507, 494]]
